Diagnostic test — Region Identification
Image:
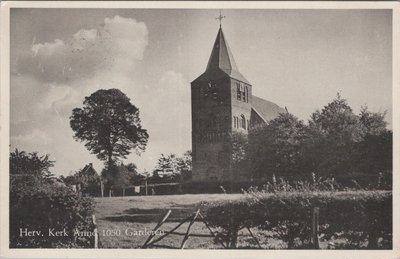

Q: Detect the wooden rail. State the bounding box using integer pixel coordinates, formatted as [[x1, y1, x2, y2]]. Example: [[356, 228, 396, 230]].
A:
[[142, 210, 172, 248], [180, 209, 200, 249]]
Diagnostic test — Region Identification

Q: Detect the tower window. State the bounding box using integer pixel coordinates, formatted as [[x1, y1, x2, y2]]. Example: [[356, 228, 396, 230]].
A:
[[236, 83, 241, 100], [237, 82, 247, 102]]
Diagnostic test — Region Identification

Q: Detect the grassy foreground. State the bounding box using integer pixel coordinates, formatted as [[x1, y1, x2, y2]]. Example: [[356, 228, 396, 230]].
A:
[[94, 193, 283, 249]]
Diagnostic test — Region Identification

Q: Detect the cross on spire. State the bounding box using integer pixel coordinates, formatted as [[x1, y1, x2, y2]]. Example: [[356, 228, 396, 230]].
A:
[[216, 10, 226, 28]]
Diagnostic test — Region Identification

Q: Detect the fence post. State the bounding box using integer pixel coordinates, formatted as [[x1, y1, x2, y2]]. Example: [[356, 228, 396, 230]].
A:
[[92, 215, 99, 248], [312, 207, 320, 249], [100, 179, 104, 198], [145, 180, 148, 196]]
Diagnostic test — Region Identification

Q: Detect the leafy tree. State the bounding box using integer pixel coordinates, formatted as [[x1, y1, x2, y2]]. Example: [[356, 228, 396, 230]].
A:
[[150, 151, 193, 183], [231, 132, 248, 165], [247, 113, 308, 180], [101, 162, 138, 191], [304, 94, 391, 181], [229, 132, 249, 178], [358, 106, 388, 136], [353, 131, 392, 176], [61, 165, 101, 196], [70, 89, 149, 168], [305, 94, 362, 177], [177, 150, 192, 170], [156, 154, 179, 174], [309, 93, 363, 144], [177, 150, 192, 181], [9, 149, 94, 248], [151, 154, 180, 182], [10, 149, 54, 178], [353, 106, 391, 184], [10, 149, 55, 189]]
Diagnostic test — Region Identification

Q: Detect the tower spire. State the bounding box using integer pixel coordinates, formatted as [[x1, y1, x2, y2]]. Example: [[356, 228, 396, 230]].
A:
[[216, 9, 226, 28]]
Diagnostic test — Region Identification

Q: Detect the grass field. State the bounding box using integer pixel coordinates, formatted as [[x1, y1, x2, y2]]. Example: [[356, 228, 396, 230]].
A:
[[94, 193, 283, 249]]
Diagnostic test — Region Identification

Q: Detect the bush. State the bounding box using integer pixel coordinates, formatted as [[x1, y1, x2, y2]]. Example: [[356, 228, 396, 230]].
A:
[[202, 190, 392, 249], [10, 182, 95, 248]]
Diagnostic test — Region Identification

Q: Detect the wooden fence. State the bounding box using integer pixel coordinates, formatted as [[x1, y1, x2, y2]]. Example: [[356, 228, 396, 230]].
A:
[[91, 206, 321, 249]]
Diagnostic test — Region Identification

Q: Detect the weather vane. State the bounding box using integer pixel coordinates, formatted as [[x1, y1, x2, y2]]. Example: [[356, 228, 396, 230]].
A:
[[216, 10, 226, 28]]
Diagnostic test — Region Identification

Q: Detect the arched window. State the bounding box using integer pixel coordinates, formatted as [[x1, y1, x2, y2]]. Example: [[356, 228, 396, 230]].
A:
[[241, 115, 246, 129]]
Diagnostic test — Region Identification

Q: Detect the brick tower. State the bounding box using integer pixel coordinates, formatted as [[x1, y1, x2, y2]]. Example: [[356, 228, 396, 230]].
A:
[[191, 27, 252, 183]]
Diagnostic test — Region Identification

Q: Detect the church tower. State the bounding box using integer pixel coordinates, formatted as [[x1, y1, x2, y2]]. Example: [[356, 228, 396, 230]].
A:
[[191, 26, 252, 183]]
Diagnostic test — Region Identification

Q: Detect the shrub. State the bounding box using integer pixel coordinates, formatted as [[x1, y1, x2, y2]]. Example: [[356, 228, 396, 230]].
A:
[[202, 190, 392, 249], [10, 183, 95, 248]]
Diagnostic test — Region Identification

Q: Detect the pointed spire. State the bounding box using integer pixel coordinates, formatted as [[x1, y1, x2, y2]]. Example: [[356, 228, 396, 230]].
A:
[[204, 28, 248, 83]]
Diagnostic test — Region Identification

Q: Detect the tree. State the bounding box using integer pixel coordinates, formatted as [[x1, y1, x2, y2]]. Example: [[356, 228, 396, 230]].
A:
[[101, 162, 138, 194], [10, 149, 55, 189], [150, 151, 193, 183], [10, 149, 54, 178], [353, 106, 392, 186], [9, 149, 94, 248], [230, 132, 249, 178], [304, 94, 363, 177], [151, 154, 180, 182], [304, 94, 391, 182], [308, 93, 363, 144], [358, 106, 388, 136], [60, 166, 101, 197], [247, 113, 307, 180], [177, 150, 192, 181], [70, 89, 149, 168]]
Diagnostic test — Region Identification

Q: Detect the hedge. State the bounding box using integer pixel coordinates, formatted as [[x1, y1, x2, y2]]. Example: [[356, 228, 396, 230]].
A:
[[10, 183, 95, 248], [202, 191, 392, 249]]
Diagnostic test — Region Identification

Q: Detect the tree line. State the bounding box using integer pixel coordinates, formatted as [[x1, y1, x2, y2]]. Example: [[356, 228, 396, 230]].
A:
[[233, 93, 392, 188]]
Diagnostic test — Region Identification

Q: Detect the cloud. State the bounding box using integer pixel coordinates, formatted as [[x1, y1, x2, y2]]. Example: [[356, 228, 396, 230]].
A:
[[11, 15, 151, 173], [17, 15, 148, 83], [32, 39, 65, 56], [11, 15, 193, 176]]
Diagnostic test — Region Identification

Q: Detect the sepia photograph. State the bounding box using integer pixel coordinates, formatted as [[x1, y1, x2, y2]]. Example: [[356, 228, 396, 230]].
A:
[[0, 1, 399, 258]]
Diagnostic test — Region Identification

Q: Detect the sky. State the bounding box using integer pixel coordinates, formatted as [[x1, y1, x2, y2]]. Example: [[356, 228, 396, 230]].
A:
[[10, 9, 392, 176]]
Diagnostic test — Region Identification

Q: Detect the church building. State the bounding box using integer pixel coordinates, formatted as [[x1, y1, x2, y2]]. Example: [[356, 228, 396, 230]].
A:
[[191, 25, 285, 183]]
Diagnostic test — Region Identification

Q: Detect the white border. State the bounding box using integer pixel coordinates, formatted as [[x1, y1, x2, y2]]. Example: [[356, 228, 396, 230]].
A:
[[1, 1, 399, 258]]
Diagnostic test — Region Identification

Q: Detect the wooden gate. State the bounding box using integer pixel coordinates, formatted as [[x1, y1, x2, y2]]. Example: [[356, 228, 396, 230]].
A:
[[142, 209, 227, 249]]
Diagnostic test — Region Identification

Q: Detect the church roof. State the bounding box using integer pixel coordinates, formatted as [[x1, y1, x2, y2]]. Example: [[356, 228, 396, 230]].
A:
[[251, 95, 286, 122], [193, 28, 249, 84]]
